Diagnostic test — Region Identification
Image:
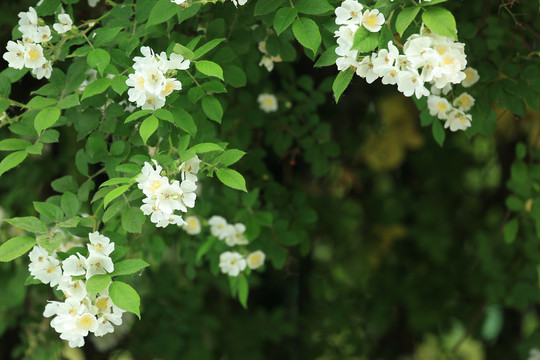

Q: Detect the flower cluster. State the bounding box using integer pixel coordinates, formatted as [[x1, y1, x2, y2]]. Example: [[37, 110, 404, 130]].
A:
[[208, 215, 265, 276], [219, 250, 266, 277], [335, 0, 385, 32], [126, 47, 190, 110], [427, 91, 475, 132], [28, 232, 125, 348], [136, 157, 200, 228], [2, 7, 73, 80], [258, 40, 282, 72], [257, 93, 278, 113]]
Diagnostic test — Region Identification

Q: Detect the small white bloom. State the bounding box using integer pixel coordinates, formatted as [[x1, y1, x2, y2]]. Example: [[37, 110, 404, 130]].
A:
[[62, 253, 87, 277], [461, 67, 480, 87], [209, 216, 230, 239], [225, 223, 249, 247], [453, 92, 475, 112], [427, 95, 451, 119], [88, 232, 115, 256], [23, 43, 46, 69], [219, 251, 246, 277], [32, 257, 63, 286], [85, 254, 114, 279], [53, 13, 73, 34], [182, 216, 201, 235], [257, 93, 278, 113], [444, 110, 472, 132], [179, 156, 201, 182], [361, 9, 384, 33], [18, 7, 38, 28], [3, 40, 27, 70], [247, 251, 265, 270], [32, 60, 52, 80], [335, 0, 364, 25]]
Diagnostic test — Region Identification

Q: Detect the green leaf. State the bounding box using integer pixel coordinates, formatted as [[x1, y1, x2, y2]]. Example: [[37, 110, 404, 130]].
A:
[[61, 192, 80, 217], [51, 176, 78, 193], [196, 237, 216, 261], [110, 259, 150, 276], [34, 107, 61, 135], [201, 96, 223, 123], [87, 48, 111, 76], [273, 7, 298, 35], [292, 18, 322, 55], [504, 218, 519, 244], [215, 149, 246, 166], [26, 96, 57, 109], [396, 7, 421, 37], [432, 119, 446, 147], [352, 27, 379, 53], [86, 274, 111, 295], [223, 65, 246, 88], [57, 217, 81, 229], [121, 207, 146, 234], [139, 115, 159, 144], [193, 38, 226, 59], [295, 0, 333, 15], [172, 108, 197, 136], [173, 43, 195, 61], [189, 142, 224, 154], [147, 0, 178, 26], [125, 110, 153, 123], [422, 6, 457, 40], [111, 75, 129, 95], [0, 150, 27, 177], [92, 27, 123, 48], [332, 68, 354, 103], [0, 139, 32, 151], [238, 274, 249, 309], [314, 46, 339, 67], [216, 168, 247, 192], [109, 281, 141, 319], [254, 0, 285, 16], [36, 232, 63, 254], [5, 217, 48, 234], [33, 201, 63, 222], [154, 109, 174, 123], [0, 236, 36, 262], [57, 94, 80, 109], [195, 60, 224, 80], [100, 178, 132, 187], [81, 78, 111, 101], [103, 185, 131, 209], [26, 143, 43, 155]]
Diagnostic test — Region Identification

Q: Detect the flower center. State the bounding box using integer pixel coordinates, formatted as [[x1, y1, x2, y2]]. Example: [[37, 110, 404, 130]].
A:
[[28, 49, 40, 61]]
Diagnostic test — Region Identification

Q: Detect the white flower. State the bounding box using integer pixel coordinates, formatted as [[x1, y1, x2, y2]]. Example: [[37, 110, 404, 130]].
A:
[[444, 110, 472, 132], [335, 46, 359, 71], [179, 156, 201, 182], [18, 7, 38, 28], [32, 61, 52, 80], [219, 252, 246, 276], [171, 0, 188, 4], [397, 69, 429, 99], [231, 0, 248, 6], [427, 95, 451, 119], [155, 180, 184, 214], [62, 253, 87, 277], [53, 14, 73, 34], [247, 251, 265, 270], [3, 41, 27, 70], [356, 55, 379, 84], [179, 179, 197, 209], [257, 93, 278, 113], [88, 0, 100, 7], [259, 55, 275, 72], [85, 254, 114, 279], [142, 175, 169, 198], [88, 232, 115, 256], [453, 92, 475, 112], [335, 0, 364, 25], [529, 348, 540, 360], [32, 257, 63, 287], [209, 216, 230, 239], [58, 277, 87, 300], [23, 43, 46, 69], [361, 9, 384, 33], [225, 223, 249, 247], [461, 67, 479, 87], [182, 216, 201, 235]]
